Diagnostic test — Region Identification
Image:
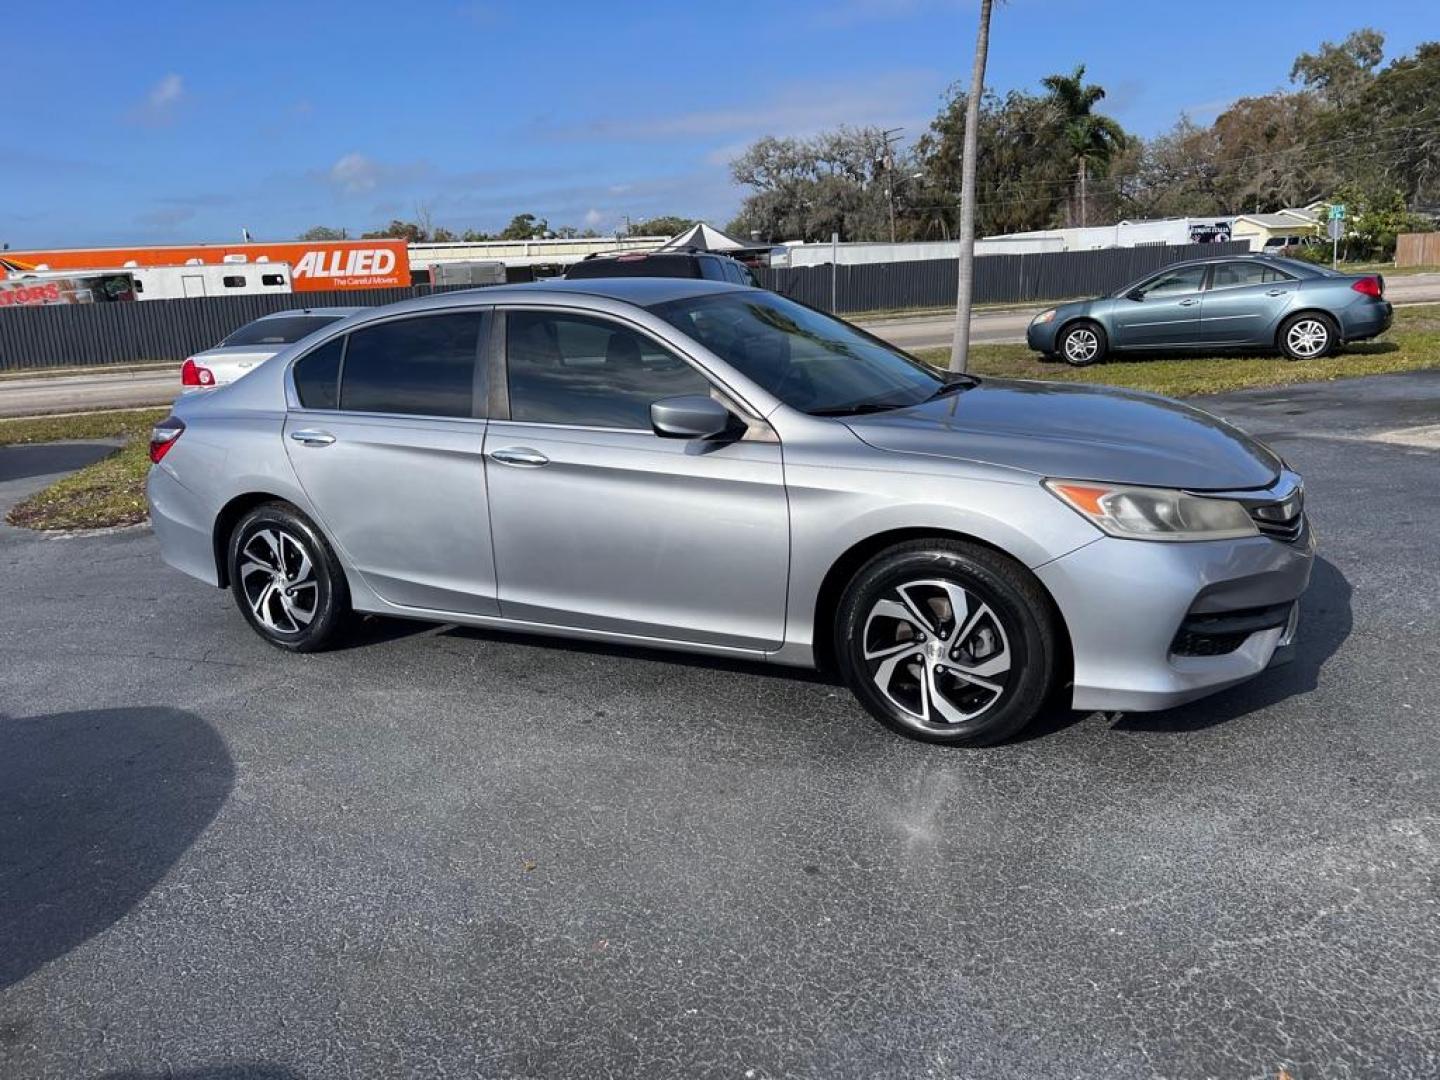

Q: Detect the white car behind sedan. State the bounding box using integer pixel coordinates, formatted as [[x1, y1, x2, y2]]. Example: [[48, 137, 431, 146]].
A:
[[181, 308, 362, 392]]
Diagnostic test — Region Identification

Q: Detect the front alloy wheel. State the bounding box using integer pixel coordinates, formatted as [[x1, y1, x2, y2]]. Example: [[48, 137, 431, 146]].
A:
[[836, 540, 1058, 745], [1059, 323, 1106, 366]]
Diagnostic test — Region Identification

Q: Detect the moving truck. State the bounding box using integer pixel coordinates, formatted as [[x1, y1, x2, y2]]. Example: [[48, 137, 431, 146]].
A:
[[0, 238, 410, 292]]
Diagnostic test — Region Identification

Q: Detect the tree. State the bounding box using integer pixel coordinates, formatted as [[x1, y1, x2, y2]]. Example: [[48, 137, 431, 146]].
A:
[[950, 0, 994, 374], [628, 216, 698, 237], [1317, 183, 1426, 261], [297, 225, 347, 241], [1291, 28, 1385, 109], [361, 219, 429, 243], [728, 127, 899, 243], [1040, 64, 1128, 227], [498, 213, 547, 240]]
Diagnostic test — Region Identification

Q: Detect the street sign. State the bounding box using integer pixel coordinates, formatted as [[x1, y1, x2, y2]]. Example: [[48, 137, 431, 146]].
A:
[[1328, 219, 1345, 240], [1329, 204, 1346, 221]]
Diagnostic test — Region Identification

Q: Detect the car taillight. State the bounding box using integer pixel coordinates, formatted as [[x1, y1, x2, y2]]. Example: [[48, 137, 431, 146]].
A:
[[149, 416, 185, 464], [1351, 276, 1384, 299], [181, 357, 215, 387]]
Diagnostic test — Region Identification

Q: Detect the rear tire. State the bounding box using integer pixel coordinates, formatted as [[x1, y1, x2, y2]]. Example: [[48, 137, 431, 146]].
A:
[[1278, 312, 1337, 361], [227, 502, 350, 652], [1058, 321, 1107, 366], [834, 539, 1058, 746]]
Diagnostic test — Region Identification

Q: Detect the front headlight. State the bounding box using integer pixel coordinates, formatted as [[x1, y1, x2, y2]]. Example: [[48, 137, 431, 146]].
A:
[[1033, 309, 1057, 325], [1044, 479, 1258, 541]]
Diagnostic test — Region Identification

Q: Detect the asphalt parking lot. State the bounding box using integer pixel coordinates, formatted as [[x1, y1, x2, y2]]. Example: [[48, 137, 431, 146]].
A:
[[2, 372, 1438, 1079]]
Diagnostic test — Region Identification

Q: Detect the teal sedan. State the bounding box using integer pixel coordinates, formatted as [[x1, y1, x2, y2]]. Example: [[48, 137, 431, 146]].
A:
[[1026, 255, 1392, 365]]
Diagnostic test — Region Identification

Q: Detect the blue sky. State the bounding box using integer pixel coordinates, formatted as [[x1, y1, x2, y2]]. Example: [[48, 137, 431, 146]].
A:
[[3, 0, 1435, 248]]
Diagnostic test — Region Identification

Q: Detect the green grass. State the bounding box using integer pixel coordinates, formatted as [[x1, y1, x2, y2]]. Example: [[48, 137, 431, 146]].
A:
[[2, 408, 167, 531], [915, 303, 1440, 397]]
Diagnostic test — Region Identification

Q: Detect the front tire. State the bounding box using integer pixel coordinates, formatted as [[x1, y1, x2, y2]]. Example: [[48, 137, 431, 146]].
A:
[[1278, 312, 1337, 361], [835, 540, 1058, 745], [228, 502, 350, 652], [1058, 321, 1107, 366]]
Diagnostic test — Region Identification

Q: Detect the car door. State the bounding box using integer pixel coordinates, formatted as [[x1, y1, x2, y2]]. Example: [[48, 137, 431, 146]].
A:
[[1110, 264, 1208, 348], [1199, 261, 1299, 346], [483, 307, 789, 651], [282, 309, 499, 615]]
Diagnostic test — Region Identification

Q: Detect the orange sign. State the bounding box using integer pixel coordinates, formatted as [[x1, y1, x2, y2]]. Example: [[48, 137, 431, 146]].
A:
[[1, 239, 411, 292]]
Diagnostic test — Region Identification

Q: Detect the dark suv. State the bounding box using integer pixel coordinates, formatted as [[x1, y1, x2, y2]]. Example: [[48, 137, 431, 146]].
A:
[[564, 249, 762, 287]]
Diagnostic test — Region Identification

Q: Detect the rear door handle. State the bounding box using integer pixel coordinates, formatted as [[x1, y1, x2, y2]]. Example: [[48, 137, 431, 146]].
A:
[[488, 446, 549, 468], [1178, 298, 1200, 307], [289, 429, 335, 447]]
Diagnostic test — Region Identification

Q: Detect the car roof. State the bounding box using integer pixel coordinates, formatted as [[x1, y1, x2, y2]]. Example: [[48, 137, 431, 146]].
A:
[[361, 277, 750, 320], [254, 306, 365, 320]]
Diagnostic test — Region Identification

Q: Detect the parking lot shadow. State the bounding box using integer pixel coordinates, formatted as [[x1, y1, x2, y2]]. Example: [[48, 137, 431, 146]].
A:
[[0, 441, 118, 484], [100, 1067, 305, 1080], [0, 707, 233, 990], [1113, 555, 1353, 733]]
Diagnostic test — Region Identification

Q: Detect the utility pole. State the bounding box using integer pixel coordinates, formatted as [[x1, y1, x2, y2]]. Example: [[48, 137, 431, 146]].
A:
[[1079, 157, 1087, 228], [880, 127, 902, 244], [949, 0, 995, 374]]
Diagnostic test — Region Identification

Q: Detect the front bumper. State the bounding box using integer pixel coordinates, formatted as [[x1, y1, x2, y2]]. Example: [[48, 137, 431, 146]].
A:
[[1026, 317, 1061, 354], [1036, 526, 1314, 712]]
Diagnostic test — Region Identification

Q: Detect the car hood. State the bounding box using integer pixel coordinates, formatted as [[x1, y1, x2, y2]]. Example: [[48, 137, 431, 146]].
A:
[[842, 378, 1282, 490]]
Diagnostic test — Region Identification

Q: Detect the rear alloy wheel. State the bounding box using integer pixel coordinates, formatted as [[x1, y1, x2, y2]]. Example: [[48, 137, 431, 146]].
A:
[[836, 540, 1058, 745], [1058, 322, 1106, 366], [1279, 313, 1336, 360], [228, 503, 350, 652]]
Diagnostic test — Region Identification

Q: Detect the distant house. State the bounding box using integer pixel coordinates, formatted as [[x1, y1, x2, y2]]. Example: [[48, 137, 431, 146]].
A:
[[1230, 208, 1321, 253]]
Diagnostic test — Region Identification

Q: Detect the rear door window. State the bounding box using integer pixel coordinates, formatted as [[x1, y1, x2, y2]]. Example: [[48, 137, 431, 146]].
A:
[[338, 312, 485, 418]]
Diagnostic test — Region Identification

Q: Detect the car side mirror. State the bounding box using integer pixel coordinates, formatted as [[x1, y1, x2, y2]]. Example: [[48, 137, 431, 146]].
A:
[[650, 395, 734, 440], [1126, 289, 1145, 302]]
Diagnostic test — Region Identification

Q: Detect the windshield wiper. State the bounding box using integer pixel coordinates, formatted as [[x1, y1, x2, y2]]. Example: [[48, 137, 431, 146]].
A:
[[807, 401, 908, 417], [925, 375, 980, 401]]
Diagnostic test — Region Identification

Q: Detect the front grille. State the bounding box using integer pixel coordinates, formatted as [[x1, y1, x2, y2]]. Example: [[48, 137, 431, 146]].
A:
[[1249, 505, 1305, 542], [1171, 602, 1295, 657]]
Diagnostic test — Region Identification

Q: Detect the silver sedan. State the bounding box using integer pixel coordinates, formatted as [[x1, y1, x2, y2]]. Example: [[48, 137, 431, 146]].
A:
[[147, 279, 1313, 745]]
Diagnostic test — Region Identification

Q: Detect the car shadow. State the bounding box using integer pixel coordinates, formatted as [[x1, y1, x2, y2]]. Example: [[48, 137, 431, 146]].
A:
[[99, 1067, 305, 1080], [0, 441, 119, 483], [1112, 555, 1353, 733], [0, 707, 233, 990], [1037, 342, 1398, 365]]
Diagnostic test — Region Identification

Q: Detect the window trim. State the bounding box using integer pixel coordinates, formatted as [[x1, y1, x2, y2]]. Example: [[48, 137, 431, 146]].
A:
[[491, 305, 765, 432], [285, 306, 492, 423]]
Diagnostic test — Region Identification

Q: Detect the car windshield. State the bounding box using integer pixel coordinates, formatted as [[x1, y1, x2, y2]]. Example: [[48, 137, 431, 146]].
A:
[[648, 291, 953, 415], [221, 314, 345, 347]]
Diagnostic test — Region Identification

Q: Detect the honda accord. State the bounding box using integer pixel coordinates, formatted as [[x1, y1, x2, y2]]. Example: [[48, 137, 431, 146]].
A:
[[147, 279, 1313, 744]]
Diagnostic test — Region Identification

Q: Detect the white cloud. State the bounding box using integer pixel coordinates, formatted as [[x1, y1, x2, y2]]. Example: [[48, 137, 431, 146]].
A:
[[130, 73, 185, 125], [329, 153, 381, 194], [583, 207, 605, 228]]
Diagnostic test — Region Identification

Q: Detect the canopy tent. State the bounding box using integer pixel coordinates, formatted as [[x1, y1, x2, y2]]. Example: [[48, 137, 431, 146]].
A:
[[656, 222, 770, 254]]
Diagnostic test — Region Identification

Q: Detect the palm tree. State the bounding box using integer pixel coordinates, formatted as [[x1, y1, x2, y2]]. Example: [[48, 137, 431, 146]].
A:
[[949, 0, 995, 374], [1041, 65, 1127, 227]]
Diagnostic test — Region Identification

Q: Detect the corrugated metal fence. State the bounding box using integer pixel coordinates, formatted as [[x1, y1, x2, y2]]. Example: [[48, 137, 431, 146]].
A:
[[755, 241, 1251, 313], [0, 242, 1250, 370], [0, 285, 468, 371]]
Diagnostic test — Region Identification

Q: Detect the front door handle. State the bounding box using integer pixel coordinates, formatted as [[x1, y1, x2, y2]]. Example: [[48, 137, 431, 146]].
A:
[[489, 446, 549, 468], [1265, 288, 1290, 297], [290, 429, 335, 447], [1178, 298, 1200, 307]]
